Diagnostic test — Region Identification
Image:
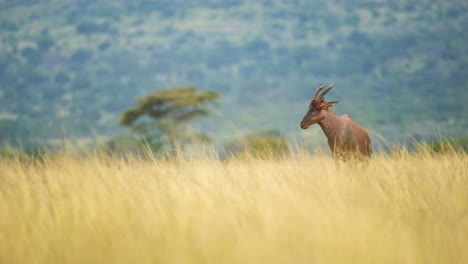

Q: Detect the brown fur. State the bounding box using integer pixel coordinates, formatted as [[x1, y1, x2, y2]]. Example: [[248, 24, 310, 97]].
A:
[[317, 111, 371, 160], [300, 84, 372, 160]]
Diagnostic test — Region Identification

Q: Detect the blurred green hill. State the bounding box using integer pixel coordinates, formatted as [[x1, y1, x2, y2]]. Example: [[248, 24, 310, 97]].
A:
[[0, 0, 467, 148]]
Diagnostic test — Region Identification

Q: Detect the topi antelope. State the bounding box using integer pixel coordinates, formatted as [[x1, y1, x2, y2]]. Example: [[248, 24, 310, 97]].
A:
[[300, 83, 372, 160]]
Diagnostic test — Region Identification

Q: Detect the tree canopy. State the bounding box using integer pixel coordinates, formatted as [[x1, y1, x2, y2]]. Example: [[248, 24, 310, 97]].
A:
[[120, 87, 220, 150]]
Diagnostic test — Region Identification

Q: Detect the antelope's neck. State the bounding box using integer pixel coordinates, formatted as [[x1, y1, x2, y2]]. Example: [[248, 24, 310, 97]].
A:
[[318, 111, 343, 140]]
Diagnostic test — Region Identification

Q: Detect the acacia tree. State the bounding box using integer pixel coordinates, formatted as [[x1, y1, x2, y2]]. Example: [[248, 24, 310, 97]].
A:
[[120, 87, 220, 150]]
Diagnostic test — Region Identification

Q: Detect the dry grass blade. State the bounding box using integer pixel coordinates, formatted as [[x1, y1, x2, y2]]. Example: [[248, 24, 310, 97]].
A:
[[0, 148, 467, 264]]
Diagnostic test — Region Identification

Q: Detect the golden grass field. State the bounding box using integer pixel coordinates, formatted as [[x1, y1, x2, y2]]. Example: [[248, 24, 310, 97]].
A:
[[0, 147, 467, 264]]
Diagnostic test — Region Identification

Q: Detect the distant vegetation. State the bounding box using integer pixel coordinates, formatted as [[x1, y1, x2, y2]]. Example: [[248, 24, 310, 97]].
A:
[[224, 129, 290, 158], [0, 0, 467, 150]]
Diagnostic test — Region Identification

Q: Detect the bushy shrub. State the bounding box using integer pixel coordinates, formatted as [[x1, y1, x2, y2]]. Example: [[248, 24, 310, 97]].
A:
[[225, 130, 289, 158]]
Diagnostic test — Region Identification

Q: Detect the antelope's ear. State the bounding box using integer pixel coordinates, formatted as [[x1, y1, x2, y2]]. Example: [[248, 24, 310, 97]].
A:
[[326, 101, 339, 108]]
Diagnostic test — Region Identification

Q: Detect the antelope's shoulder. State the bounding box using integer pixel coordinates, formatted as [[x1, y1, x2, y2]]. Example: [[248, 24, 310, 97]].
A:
[[340, 114, 352, 122], [340, 114, 357, 132]]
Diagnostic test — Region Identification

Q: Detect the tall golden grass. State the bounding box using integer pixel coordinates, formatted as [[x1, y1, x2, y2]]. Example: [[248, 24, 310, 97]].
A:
[[0, 146, 467, 264]]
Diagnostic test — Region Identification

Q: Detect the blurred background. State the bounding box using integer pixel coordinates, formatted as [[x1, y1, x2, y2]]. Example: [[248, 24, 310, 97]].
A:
[[0, 0, 466, 153]]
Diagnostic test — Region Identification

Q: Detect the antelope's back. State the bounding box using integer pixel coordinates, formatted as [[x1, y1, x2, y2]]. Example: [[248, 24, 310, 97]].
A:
[[352, 122, 372, 157]]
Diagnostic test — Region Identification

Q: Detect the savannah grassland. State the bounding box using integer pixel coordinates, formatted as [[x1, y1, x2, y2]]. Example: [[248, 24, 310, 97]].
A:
[[0, 147, 467, 264]]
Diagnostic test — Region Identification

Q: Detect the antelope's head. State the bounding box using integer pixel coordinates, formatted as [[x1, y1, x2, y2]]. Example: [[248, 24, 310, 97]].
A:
[[300, 83, 339, 129]]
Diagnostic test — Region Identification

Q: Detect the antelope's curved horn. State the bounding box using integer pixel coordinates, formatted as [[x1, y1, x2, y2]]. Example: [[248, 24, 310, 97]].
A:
[[319, 83, 335, 99], [312, 83, 327, 100]]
